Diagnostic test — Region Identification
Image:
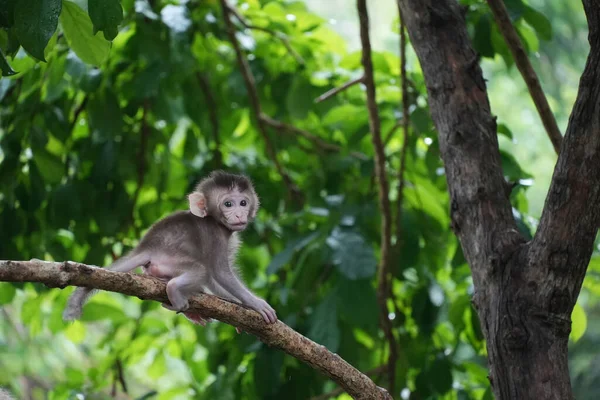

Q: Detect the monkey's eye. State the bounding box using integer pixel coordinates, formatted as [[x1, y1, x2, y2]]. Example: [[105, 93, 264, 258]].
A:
[[240, 200, 247, 207], [224, 201, 233, 208]]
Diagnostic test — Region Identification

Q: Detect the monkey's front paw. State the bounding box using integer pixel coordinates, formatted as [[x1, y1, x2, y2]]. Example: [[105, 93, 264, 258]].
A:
[[250, 298, 277, 324]]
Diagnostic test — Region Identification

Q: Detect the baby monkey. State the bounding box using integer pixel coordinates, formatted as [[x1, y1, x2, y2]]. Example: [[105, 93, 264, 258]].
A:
[[63, 171, 277, 327]]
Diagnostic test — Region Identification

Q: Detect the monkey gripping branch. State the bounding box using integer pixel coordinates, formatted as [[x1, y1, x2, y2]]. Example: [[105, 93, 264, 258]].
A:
[[0, 259, 391, 400]]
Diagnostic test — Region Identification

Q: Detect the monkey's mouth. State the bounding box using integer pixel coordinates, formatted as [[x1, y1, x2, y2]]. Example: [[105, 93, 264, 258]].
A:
[[230, 222, 247, 229]]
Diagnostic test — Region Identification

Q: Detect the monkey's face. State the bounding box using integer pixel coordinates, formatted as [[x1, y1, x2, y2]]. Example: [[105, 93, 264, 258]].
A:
[[216, 189, 254, 231]]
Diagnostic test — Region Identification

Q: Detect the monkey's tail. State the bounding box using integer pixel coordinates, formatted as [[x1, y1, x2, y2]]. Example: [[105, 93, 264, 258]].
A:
[[62, 251, 150, 321]]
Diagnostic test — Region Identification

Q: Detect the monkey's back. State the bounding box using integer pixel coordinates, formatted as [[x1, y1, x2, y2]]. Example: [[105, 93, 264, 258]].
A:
[[137, 210, 230, 264]]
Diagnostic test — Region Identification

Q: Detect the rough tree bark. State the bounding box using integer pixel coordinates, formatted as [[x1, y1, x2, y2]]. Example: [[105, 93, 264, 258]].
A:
[[397, 0, 600, 398], [0, 260, 392, 400]]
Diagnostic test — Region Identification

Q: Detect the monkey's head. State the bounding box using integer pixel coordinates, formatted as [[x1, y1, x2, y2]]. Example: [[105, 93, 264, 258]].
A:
[[188, 171, 260, 231]]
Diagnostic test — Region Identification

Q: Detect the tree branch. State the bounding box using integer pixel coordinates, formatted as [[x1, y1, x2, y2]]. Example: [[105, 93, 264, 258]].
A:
[[486, 0, 563, 154], [197, 72, 223, 168], [226, 3, 305, 65], [356, 0, 397, 393], [314, 76, 365, 103], [220, 0, 304, 206], [0, 260, 391, 400], [259, 114, 368, 160]]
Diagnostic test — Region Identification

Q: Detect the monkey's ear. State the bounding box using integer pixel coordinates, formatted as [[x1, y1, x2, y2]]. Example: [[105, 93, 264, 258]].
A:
[[189, 192, 208, 218], [249, 195, 260, 220]]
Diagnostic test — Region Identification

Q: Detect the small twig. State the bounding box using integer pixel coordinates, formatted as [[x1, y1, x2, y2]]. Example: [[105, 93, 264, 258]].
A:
[[310, 365, 388, 400], [226, 4, 305, 65], [197, 72, 223, 168], [383, 120, 402, 147], [486, 0, 562, 154], [221, 0, 303, 206], [357, 0, 398, 394], [259, 114, 368, 160], [314, 76, 365, 103], [116, 358, 128, 393]]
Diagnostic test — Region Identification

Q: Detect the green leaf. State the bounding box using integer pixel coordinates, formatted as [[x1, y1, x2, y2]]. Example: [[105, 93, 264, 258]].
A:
[[87, 88, 123, 141], [32, 148, 63, 185], [491, 24, 513, 69], [148, 350, 167, 379], [0, 47, 16, 76], [308, 293, 340, 352], [504, 0, 527, 21], [516, 21, 539, 53], [500, 149, 532, 180], [570, 302, 587, 343], [336, 278, 378, 333], [267, 232, 319, 275], [81, 302, 127, 322], [448, 295, 470, 332], [88, 0, 123, 41], [49, 183, 81, 227], [0, 0, 17, 28], [523, 6, 552, 41], [13, 0, 61, 61], [473, 14, 494, 58], [411, 286, 440, 336], [60, 0, 111, 66], [429, 356, 454, 394], [326, 227, 377, 280], [253, 346, 283, 397], [322, 104, 369, 135], [497, 123, 513, 139], [0, 282, 16, 304]]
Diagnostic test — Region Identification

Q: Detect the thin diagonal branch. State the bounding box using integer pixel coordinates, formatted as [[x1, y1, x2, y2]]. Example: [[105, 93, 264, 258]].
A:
[[486, 0, 562, 154], [226, 3, 305, 65], [69, 95, 88, 133], [314, 76, 365, 103], [0, 260, 392, 400], [259, 114, 368, 160], [383, 120, 402, 147], [220, 0, 303, 206], [357, 0, 398, 394]]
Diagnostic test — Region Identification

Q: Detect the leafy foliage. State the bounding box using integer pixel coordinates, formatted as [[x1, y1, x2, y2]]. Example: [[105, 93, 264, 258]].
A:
[[0, 0, 598, 399]]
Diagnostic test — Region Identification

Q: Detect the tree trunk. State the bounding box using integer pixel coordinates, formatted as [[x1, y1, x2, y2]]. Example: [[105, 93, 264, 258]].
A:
[[397, 0, 600, 398]]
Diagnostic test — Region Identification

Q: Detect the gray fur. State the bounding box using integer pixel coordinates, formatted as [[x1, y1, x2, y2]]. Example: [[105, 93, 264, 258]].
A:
[[62, 172, 277, 325]]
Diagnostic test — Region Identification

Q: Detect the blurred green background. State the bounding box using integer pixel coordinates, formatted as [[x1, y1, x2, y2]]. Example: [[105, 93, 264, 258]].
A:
[[1, 0, 599, 399]]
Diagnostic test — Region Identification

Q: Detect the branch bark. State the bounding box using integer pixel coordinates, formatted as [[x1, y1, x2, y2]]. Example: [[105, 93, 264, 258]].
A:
[[486, 0, 563, 154], [398, 0, 600, 398], [356, 0, 398, 394], [0, 260, 391, 400], [197, 72, 223, 168]]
